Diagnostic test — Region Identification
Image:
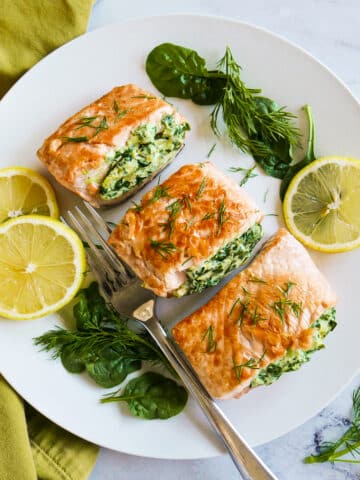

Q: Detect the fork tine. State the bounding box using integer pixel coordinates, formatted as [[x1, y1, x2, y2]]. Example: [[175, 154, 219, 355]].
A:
[[74, 206, 132, 284], [66, 210, 122, 289], [83, 202, 112, 235]]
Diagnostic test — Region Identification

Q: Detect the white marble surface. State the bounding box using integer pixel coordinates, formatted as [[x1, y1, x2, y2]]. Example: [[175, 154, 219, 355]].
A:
[[88, 1, 360, 478]]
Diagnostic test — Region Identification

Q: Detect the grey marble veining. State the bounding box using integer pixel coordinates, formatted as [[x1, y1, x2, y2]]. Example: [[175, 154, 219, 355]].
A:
[[88, 1, 360, 478]]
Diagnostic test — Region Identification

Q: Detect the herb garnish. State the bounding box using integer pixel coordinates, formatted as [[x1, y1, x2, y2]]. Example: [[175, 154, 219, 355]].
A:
[[217, 199, 228, 234], [75, 116, 98, 129], [202, 325, 217, 353], [183, 195, 192, 212], [147, 185, 171, 206], [201, 212, 216, 222], [280, 104, 316, 201], [62, 136, 89, 143], [93, 116, 108, 136], [229, 165, 258, 187], [207, 143, 217, 158], [146, 43, 300, 179], [131, 200, 143, 212], [249, 276, 267, 284], [232, 352, 266, 381], [305, 386, 360, 464], [196, 177, 207, 199], [263, 188, 269, 203], [150, 239, 178, 258], [131, 95, 156, 99], [228, 298, 241, 317], [271, 282, 302, 324]]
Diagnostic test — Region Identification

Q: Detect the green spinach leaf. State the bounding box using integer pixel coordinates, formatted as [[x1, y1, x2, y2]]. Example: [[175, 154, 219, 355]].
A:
[[86, 353, 141, 388], [280, 104, 316, 200], [60, 346, 86, 373], [101, 372, 188, 419], [146, 43, 225, 105]]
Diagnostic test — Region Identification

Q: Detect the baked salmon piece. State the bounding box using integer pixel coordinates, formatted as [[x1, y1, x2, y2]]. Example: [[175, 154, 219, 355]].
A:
[[109, 162, 264, 297], [172, 228, 337, 399], [37, 84, 189, 207]]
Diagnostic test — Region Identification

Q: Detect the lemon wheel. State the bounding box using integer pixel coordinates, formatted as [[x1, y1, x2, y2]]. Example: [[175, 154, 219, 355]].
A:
[[283, 156, 360, 253], [0, 167, 59, 223], [0, 215, 86, 320]]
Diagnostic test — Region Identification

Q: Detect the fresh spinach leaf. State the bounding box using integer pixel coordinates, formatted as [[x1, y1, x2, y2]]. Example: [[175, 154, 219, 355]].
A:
[[146, 43, 225, 105], [60, 346, 86, 373], [101, 372, 188, 419], [280, 104, 316, 200], [86, 351, 141, 388]]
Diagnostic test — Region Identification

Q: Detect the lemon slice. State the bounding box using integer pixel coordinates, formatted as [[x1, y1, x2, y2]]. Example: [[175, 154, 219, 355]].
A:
[[283, 156, 360, 252], [0, 167, 59, 223], [0, 215, 86, 320]]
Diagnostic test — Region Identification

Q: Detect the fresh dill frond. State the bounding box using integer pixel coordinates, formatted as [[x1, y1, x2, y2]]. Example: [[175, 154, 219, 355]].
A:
[[232, 351, 265, 381], [202, 325, 217, 353], [196, 177, 207, 199], [217, 198, 228, 234], [62, 136, 89, 143], [201, 212, 216, 222], [206, 143, 217, 158], [305, 386, 360, 464], [150, 239, 178, 258]]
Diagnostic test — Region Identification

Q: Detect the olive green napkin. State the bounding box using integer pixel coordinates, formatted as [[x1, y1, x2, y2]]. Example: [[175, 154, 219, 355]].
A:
[[0, 0, 94, 97], [0, 2, 98, 479], [0, 377, 99, 480]]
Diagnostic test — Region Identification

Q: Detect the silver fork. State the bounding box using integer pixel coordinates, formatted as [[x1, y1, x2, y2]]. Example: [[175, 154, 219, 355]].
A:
[[65, 202, 278, 480]]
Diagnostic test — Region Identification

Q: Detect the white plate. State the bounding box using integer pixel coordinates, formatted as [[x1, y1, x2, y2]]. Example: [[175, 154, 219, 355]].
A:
[[0, 15, 359, 460]]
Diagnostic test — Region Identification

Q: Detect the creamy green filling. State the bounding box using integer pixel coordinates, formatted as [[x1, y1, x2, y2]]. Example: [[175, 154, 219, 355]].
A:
[[250, 307, 337, 388], [100, 115, 190, 200], [175, 223, 263, 297]]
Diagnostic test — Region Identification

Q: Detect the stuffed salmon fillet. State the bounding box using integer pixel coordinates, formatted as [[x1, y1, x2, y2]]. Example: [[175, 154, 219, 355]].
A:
[[172, 228, 337, 399], [37, 84, 189, 207], [109, 162, 264, 297]]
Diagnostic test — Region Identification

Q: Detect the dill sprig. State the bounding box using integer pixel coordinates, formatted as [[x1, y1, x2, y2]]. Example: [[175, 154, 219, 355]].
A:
[[196, 177, 207, 199], [305, 387, 360, 464], [217, 198, 228, 234], [210, 46, 300, 178], [271, 281, 302, 324], [202, 325, 217, 353], [201, 212, 216, 222], [150, 239, 178, 258], [62, 136, 89, 143], [75, 116, 98, 129], [93, 116, 108, 137], [249, 276, 267, 284], [232, 351, 266, 381], [207, 143, 217, 158], [147, 184, 171, 207]]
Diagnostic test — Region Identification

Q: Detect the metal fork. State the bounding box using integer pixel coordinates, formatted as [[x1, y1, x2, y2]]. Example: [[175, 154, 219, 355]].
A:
[[65, 202, 278, 480]]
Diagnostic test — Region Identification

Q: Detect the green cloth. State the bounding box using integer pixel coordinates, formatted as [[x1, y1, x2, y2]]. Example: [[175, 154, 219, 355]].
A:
[[0, 377, 99, 479], [0, 3, 98, 479], [0, 0, 94, 97]]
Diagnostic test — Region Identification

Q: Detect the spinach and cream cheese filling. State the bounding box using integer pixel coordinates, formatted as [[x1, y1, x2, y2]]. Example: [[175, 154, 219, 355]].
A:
[[250, 307, 337, 388], [100, 114, 189, 200], [176, 223, 263, 296]]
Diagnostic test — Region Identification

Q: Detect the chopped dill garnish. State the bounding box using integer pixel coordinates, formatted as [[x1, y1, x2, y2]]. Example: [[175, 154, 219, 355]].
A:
[[202, 325, 217, 353], [75, 116, 98, 129], [115, 109, 129, 120], [196, 177, 207, 199], [250, 305, 265, 325], [277, 281, 296, 297], [131, 95, 156, 99], [229, 165, 258, 187], [201, 212, 216, 222], [113, 100, 119, 113], [183, 195, 192, 212], [62, 136, 89, 143], [131, 200, 143, 212], [206, 143, 217, 158], [185, 217, 196, 230], [147, 185, 171, 206], [228, 298, 241, 317], [181, 256, 193, 266], [149, 239, 178, 258], [249, 276, 267, 284], [232, 351, 266, 381], [271, 298, 302, 324], [217, 199, 228, 234], [263, 188, 269, 203], [93, 116, 108, 137], [242, 286, 251, 296], [265, 213, 279, 217]]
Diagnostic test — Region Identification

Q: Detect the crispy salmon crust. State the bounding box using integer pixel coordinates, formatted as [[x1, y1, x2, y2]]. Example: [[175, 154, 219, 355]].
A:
[[172, 228, 337, 399], [109, 162, 263, 297], [37, 84, 186, 206]]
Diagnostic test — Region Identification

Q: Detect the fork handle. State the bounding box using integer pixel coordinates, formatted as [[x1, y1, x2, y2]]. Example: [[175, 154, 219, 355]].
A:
[[145, 315, 278, 480]]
